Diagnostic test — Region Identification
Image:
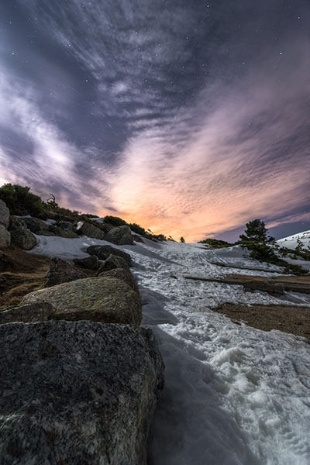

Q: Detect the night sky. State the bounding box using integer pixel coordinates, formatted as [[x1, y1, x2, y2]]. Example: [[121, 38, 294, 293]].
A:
[[1, 0, 309, 242]]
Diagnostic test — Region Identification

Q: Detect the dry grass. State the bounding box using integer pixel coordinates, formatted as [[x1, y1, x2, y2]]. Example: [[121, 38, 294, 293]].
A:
[[0, 247, 50, 308], [215, 303, 310, 340]]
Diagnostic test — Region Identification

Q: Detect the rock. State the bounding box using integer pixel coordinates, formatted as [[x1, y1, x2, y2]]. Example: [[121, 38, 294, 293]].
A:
[[99, 267, 139, 293], [44, 258, 88, 287], [96, 254, 130, 273], [0, 225, 11, 248], [88, 220, 114, 234], [0, 199, 10, 229], [23, 217, 54, 236], [87, 244, 132, 267], [0, 302, 54, 323], [0, 320, 164, 465], [75, 221, 106, 239], [73, 255, 100, 270], [49, 224, 79, 239], [22, 276, 142, 325], [104, 225, 134, 245], [9, 217, 37, 250]]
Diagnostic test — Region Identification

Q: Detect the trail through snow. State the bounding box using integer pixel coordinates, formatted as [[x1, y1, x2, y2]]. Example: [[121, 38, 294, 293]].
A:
[[30, 236, 310, 465]]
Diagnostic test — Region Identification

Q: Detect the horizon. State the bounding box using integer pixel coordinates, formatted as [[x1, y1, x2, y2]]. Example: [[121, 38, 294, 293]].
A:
[[1, 1, 310, 242], [1, 181, 309, 244]]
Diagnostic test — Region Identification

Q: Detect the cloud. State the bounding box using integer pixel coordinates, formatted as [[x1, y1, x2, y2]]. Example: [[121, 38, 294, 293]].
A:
[[1, 1, 309, 240], [0, 68, 112, 212], [106, 35, 310, 241]]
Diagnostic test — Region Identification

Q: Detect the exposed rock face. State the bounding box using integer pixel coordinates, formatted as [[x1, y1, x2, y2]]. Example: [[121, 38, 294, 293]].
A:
[[0, 225, 10, 248], [9, 217, 37, 250], [44, 257, 88, 287], [99, 267, 140, 293], [87, 244, 132, 266], [0, 320, 164, 465], [96, 254, 129, 273], [0, 200, 10, 229], [104, 225, 134, 245], [75, 220, 106, 239], [22, 276, 142, 325]]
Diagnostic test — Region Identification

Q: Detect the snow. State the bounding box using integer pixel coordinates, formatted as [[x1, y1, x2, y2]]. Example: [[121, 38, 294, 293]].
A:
[[276, 230, 310, 271], [29, 235, 310, 465], [277, 229, 310, 250]]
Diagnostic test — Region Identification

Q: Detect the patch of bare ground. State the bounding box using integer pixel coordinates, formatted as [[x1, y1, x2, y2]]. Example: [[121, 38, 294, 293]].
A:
[[185, 273, 310, 294], [0, 247, 51, 308], [215, 303, 310, 340]]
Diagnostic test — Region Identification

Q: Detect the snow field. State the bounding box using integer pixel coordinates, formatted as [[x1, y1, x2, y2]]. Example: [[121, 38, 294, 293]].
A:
[[29, 235, 310, 465]]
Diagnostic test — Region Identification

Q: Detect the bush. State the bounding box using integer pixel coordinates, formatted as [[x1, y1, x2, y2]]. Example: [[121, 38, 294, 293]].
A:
[[198, 238, 231, 248], [104, 216, 128, 227], [0, 184, 46, 217], [129, 223, 146, 236], [244, 242, 307, 275]]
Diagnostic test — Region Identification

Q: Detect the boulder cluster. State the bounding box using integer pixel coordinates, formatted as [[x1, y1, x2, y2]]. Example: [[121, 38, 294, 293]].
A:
[[0, 200, 164, 465]]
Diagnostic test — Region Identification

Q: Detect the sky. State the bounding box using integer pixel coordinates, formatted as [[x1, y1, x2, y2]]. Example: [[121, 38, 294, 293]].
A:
[[0, 0, 309, 242]]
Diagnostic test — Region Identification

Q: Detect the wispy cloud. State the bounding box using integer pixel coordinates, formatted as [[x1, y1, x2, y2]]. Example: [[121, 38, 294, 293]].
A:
[[1, 1, 309, 240]]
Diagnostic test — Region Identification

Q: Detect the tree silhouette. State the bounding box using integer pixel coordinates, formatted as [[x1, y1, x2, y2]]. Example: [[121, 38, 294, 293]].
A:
[[239, 219, 274, 244]]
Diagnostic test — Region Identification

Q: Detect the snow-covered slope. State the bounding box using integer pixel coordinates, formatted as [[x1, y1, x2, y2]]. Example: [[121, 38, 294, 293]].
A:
[[277, 229, 310, 250], [29, 236, 310, 465]]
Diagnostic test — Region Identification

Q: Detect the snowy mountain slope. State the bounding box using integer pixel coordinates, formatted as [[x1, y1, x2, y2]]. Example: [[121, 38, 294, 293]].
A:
[[29, 236, 310, 465], [277, 229, 310, 250]]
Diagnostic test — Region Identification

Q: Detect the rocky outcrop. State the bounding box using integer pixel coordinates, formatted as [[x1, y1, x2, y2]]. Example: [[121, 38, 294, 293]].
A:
[[104, 225, 134, 245], [9, 217, 37, 250], [22, 276, 142, 325], [44, 257, 88, 287], [87, 244, 132, 266], [0, 200, 10, 229], [0, 320, 164, 465], [23, 217, 79, 238]]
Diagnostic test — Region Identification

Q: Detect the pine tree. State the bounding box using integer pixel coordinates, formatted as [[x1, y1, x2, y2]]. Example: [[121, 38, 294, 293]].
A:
[[239, 219, 274, 244]]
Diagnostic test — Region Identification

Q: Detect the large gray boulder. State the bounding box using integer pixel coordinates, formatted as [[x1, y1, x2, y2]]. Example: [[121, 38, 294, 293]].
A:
[[9, 217, 37, 250], [87, 244, 132, 266], [0, 320, 164, 465], [0, 199, 10, 229], [104, 225, 134, 245], [0, 224, 10, 248], [22, 276, 142, 325]]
